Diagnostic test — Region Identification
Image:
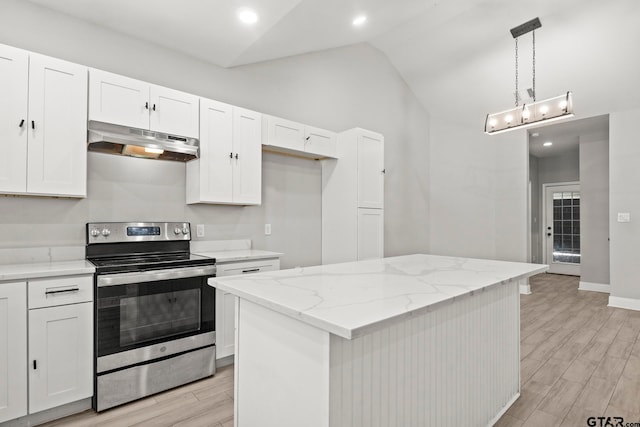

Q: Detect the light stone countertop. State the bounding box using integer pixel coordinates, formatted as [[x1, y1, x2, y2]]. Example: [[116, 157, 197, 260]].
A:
[[194, 249, 283, 263], [0, 260, 96, 282], [209, 254, 548, 339]]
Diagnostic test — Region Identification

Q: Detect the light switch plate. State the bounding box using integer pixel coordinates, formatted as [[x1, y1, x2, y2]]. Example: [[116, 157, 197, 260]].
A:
[[265, 224, 272, 235], [617, 213, 631, 223], [196, 224, 205, 237]]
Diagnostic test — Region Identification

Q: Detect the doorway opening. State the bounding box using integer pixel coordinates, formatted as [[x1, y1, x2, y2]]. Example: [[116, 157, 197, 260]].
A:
[[527, 114, 610, 288]]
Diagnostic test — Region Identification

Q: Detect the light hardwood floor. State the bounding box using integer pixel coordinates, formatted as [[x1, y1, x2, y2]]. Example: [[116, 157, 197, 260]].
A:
[[498, 274, 640, 427], [40, 273, 640, 427]]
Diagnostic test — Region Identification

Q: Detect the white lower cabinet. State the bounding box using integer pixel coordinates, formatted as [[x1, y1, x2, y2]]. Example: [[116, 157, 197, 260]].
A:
[[357, 208, 384, 260], [0, 282, 27, 423], [216, 259, 280, 359], [28, 301, 93, 414], [0, 275, 93, 423]]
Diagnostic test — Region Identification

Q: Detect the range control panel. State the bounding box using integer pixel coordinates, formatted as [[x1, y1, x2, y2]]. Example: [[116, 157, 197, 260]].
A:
[[87, 222, 190, 244]]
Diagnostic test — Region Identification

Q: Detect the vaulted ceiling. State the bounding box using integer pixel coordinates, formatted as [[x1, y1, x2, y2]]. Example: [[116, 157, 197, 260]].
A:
[[24, 0, 640, 131]]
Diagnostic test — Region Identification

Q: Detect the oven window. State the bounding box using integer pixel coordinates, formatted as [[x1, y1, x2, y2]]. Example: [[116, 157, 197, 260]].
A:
[[120, 288, 200, 346], [96, 276, 215, 357]]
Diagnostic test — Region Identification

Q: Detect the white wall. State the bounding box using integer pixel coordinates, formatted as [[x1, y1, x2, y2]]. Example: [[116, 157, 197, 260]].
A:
[[579, 137, 610, 287], [529, 155, 541, 263], [428, 118, 528, 262], [0, 0, 430, 268], [609, 109, 640, 305]]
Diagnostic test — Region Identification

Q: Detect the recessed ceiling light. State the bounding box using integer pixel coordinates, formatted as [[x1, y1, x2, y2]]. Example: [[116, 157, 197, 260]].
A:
[[352, 15, 367, 26], [531, 132, 540, 137], [543, 141, 553, 147], [238, 8, 258, 24]]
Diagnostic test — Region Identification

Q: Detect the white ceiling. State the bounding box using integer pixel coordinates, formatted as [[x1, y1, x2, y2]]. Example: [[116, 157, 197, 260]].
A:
[[25, 0, 638, 136]]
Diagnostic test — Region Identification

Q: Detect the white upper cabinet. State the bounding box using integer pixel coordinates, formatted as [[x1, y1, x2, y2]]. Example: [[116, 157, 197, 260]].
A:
[[149, 85, 199, 138], [0, 44, 29, 194], [89, 69, 199, 138], [304, 126, 337, 159], [89, 70, 148, 130], [262, 115, 337, 159], [357, 130, 385, 209], [0, 44, 87, 198], [232, 108, 262, 205], [265, 116, 305, 151], [27, 54, 88, 197], [186, 99, 261, 205]]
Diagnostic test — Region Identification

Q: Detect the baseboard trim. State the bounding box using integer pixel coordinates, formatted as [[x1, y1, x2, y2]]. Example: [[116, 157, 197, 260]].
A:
[[487, 392, 520, 427], [579, 281, 610, 294], [609, 296, 640, 311]]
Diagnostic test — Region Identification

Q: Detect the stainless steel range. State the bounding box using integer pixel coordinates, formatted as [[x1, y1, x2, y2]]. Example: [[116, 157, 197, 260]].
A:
[[86, 222, 216, 412]]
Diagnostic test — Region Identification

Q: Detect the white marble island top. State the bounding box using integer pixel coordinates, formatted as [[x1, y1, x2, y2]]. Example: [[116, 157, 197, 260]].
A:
[[209, 254, 547, 339]]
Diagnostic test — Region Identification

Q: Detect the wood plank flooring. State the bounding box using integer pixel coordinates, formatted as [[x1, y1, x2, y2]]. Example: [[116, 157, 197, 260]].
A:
[[498, 274, 640, 427], [40, 273, 640, 426]]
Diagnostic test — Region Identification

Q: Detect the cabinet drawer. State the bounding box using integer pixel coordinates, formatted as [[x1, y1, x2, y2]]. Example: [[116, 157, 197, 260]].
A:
[[217, 259, 280, 277], [28, 275, 93, 309]]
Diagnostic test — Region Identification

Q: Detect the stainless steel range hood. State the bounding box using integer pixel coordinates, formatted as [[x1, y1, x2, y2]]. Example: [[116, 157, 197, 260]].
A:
[[87, 121, 199, 162]]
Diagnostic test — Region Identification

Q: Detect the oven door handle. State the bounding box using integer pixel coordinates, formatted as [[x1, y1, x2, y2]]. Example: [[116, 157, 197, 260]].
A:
[[97, 265, 216, 287]]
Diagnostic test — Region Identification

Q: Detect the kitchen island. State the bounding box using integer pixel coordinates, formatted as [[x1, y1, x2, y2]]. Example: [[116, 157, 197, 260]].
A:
[[209, 254, 547, 427]]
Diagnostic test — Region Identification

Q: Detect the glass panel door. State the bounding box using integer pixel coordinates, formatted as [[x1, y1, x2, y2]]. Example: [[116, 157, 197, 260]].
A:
[[545, 183, 580, 275]]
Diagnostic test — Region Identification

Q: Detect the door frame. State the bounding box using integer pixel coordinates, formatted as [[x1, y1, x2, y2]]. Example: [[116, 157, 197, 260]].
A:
[[542, 181, 581, 275]]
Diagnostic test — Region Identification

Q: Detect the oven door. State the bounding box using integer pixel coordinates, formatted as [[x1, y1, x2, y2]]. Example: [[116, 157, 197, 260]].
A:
[[96, 265, 215, 371]]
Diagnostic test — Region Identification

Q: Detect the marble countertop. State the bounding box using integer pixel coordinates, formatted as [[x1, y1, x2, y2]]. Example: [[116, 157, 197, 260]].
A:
[[0, 260, 95, 282], [194, 249, 283, 263], [209, 254, 547, 339]]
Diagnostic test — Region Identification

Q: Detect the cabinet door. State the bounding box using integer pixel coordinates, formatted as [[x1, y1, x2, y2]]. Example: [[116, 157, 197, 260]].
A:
[[150, 85, 199, 138], [28, 302, 93, 414], [27, 54, 87, 197], [265, 116, 304, 151], [304, 126, 336, 158], [197, 98, 234, 203], [233, 108, 262, 205], [357, 208, 384, 260], [0, 282, 27, 423], [215, 290, 236, 359], [89, 68, 149, 130], [0, 44, 28, 194], [357, 132, 384, 209], [215, 259, 281, 359]]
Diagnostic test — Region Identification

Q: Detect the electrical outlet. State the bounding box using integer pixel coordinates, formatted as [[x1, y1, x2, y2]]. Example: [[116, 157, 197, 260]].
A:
[[617, 213, 631, 223], [265, 224, 271, 235], [196, 224, 205, 237]]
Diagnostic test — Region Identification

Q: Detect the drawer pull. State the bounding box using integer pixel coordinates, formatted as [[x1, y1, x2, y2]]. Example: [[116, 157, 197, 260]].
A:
[[242, 268, 260, 273], [33, 360, 37, 370], [45, 287, 80, 295]]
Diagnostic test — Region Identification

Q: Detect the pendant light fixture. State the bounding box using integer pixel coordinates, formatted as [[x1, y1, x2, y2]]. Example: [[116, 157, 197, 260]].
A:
[[484, 18, 574, 135]]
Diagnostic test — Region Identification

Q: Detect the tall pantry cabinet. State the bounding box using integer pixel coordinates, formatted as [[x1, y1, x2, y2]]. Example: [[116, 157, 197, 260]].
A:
[[322, 128, 384, 264]]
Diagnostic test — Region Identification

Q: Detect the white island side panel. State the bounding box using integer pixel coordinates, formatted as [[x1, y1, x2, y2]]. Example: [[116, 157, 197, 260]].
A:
[[328, 279, 520, 427], [235, 298, 330, 427], [233, 279, 520, 427]]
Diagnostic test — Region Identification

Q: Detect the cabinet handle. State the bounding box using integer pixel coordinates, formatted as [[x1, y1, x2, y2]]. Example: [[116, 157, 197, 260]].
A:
[[230, 152, 233, 159], [381, 169, 386, 174], [45, 287, 80, 295], [305, 136, 310, 141], [235, 153, 239, 160], [31, 120, 35, 130], [33, 360, 37, 370], [242, 268, 260, 273], [145, 102, 149, 110], [153, 104, 156, 111], [19, 119, 25, 128]]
